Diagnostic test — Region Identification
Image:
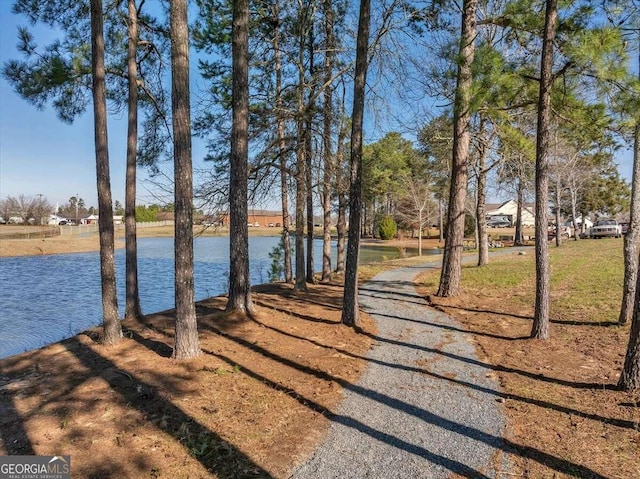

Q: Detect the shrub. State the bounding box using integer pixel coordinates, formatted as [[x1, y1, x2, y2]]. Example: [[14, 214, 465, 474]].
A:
[[465, 214, 475, 237], [268, 239, 285, 282], [378, 215, 397, 240], [135, 205, 159, 222]]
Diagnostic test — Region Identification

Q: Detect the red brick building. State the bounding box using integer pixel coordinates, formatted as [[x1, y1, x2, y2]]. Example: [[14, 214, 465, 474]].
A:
[[216, 209, 283, 227]]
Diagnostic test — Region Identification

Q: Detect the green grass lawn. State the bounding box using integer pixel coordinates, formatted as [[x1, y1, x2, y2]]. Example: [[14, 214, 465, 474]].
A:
[[457, 239, 626, 323]]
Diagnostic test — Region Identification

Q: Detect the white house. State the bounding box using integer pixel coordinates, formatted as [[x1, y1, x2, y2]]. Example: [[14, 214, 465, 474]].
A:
[[48, 214, 67, 225], [81, 214, 99, 225], [564, 216, 593, 228], [485, 200, 535, 227], [79, 214, 123, 225]]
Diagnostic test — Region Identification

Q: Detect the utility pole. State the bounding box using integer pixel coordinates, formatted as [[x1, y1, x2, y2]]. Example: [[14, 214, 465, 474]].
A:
[[37, 194, 44, 225]]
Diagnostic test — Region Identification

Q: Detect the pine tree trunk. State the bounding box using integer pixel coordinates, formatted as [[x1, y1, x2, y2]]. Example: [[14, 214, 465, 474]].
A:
[[227, 0, 253, 314], [305, 20, 315, 284], [321, 0, 334, 282], [515, 179, 525, 245], [476, 121, 488, 266], [281, 171, 293, 284], [619, 260, 640, 391], [295, 113, 306, 291], [273, 0, 292, 284], [335, 114, 347, 274], [341, 0, 370, 327], [362, 204, 368, 237], [125, 0, 142, 321], [418, 211, 423, 256], [439, 198, 444, 243], [295, 153, 307, 291], [570, 189, 580, 242], [170, 0, 200, 358], [477, 186, 488, 265], [531, 0, 557, 340], [294, 126, 307, 291], [619, 120, 640, 324], [91, 0, 121, 345], [554, 178, 562, 247], [305, 120, 315, 283], [336, 195, 346, 272], [294, 6, 308, 292], [436, 0, 477, 297]]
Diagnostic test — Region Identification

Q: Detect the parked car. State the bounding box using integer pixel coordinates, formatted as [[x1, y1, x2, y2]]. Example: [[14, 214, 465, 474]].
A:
[[591, 218, 622, 238], [487, 220, 511, 228], [619, 222, 629, 234], [564, 217, 593, 230], [560, 225, 573, 237], [580, 227, 593, 239], [548, 224, 572, 240]]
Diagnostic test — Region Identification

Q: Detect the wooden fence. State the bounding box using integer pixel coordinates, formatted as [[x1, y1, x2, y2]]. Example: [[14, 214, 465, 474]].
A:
[[0, 220, 174, 240], [0, 226, 61, 240]]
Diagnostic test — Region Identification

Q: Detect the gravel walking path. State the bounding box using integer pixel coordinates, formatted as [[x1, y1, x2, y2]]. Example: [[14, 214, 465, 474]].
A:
[[293, 260, 511, 478]]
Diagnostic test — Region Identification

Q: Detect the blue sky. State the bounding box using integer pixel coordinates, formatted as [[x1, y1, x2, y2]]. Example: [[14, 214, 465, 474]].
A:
[[0, 2, 636, 212], [0, 1, 209, 210], [0, 1, 127, 209]]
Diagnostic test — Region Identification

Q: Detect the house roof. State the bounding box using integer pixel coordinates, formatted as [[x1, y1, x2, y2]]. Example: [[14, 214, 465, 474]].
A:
[[216, 209, 282, 217], [248, 209, 282, 216], [486, 199, 535, 217], [485, 203, 502, 212], [157, 212, 174, 221]]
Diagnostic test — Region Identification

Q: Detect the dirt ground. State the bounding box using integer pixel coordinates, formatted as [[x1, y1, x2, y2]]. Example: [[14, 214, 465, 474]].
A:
[[0, 282, 375, 478], [0, 235, 109, 257]]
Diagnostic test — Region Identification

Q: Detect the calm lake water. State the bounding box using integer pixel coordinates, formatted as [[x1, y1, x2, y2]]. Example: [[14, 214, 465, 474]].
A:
[[0, 236, 410, 359]]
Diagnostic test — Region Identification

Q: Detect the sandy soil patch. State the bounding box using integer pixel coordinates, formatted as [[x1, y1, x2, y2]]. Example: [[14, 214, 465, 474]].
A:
[[0, 235, 115, 257]]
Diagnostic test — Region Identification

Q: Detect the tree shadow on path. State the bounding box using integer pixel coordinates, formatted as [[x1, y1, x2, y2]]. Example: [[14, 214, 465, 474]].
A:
[[0, 386, 36, 455], [63, 337, 271, 478], [188, 321, 609, 479], [243, 313, 636, 430]]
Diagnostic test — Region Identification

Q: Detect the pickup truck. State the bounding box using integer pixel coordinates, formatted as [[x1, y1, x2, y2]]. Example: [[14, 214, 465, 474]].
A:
[[591, 219, 622, 238]]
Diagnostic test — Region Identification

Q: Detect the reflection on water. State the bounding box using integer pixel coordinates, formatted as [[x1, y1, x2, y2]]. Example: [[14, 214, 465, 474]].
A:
[[0, 236, 413, 358]]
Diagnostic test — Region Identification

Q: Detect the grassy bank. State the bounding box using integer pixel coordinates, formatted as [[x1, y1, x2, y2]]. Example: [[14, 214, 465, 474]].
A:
[[418, 239, 639, 478]]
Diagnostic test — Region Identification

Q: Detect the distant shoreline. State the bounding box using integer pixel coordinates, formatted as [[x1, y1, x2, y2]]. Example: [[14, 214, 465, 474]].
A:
[[0, 224, 441, 258]]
